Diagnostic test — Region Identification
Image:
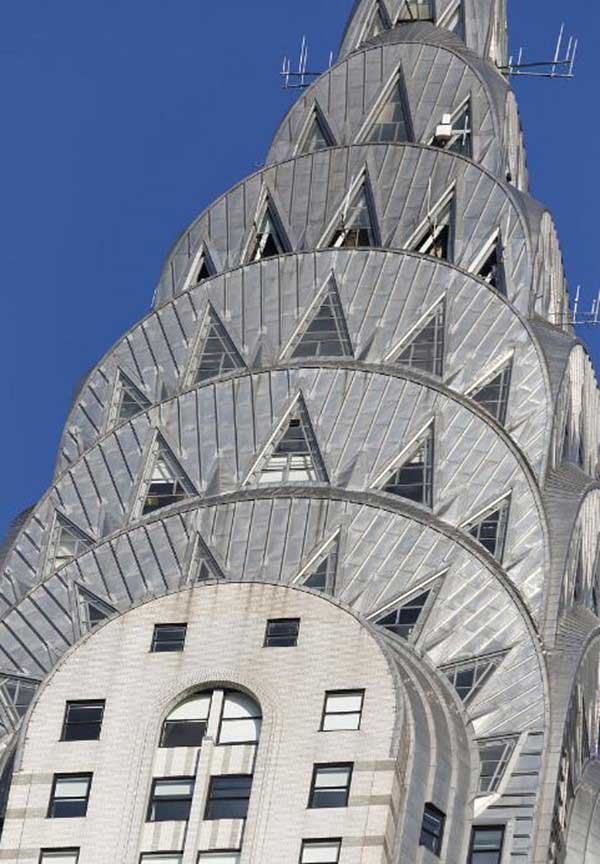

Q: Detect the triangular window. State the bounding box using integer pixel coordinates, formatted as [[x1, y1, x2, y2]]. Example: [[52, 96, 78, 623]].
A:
[[573, 549, 584, 604], [77, 586, 115, 631], [0, 675, 39, 719], [439, 1, 465, 38], [142, 438, 196, 516], [190, 534, 226, 582], [327, 181, 378, 249], [393, 300, 445, 377], [115, 372, 151, 422], [250, 397, 328, 484], [466, 498, 510, 561], [478, 737, 516, 794], [364, 72, 412, 143], [433, 100, 472, 157], [51, 516, 93, 572], [298, 109, 334, 155], [410, 195, 454, 261], [375, 590, 431, 639], [289, 278, 353, 359], [365, 2, 390, 39], [470, 361, 512, 425], [397, 0, 434, 22], [442, 653, 505, 703], [378, 427, 434, 507], [300, 536, 339, 593], [246, 200, 289, 262], [193, 253, 213, 284], [194, 305, 245, 384], [474, 234, 506, 295]]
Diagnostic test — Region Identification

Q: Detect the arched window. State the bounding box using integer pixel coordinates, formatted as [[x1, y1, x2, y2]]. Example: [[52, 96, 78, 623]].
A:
[[160, 688, 262, 749]]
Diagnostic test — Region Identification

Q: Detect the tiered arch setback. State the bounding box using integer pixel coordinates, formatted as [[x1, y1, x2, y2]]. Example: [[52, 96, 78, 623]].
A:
[[1, 2, 599, 864]]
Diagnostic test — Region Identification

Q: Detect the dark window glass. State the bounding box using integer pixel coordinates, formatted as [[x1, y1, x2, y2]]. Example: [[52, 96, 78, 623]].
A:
[[48, 774, 92, 819], [160, 720, 207, 748], [151, 624, 187, 653], [468, 826, 505, 864], [147, 777, 194, 822], [61, 701, 105, 741], [204, 775, 253, 820], [420, 803, 445, 855], [308, 764, 353, 808], [264, 618, 300, 647]]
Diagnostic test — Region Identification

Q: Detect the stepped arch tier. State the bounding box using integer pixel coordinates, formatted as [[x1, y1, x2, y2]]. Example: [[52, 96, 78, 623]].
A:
[[1, 5, 599, 864]]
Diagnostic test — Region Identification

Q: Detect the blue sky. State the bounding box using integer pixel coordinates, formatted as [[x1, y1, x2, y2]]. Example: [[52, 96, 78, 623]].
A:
[[0, 0, 598, 537]]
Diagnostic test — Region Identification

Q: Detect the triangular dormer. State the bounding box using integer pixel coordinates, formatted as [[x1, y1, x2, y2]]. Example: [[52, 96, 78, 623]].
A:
[[463, 495, 511, 562], [297, 104, 336, 156], [295, 532, 340, 594], [191, 304, 246, 384], [468, 358, 512, 425], [139, 434, 197, 517], [324, 173, 379, 249], [0, 674, 40, 720], [76, 584, 117, 632], [47, 513, 94, 575], [111, 370, 151, 424], [441, 651, 509, 703], [285, 274, 353, 360], [371, 572, 444, 641], [373, 423, 434, 507], [188, 533, 227, 583], [362, 67, 413, 143], [245, 395, 328, 485], [408, 188, 455, 262], [389, 299, 445, 377], [244, 193, 291, 263]]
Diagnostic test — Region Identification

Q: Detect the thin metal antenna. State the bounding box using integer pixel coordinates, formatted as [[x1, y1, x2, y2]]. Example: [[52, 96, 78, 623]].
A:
[[281, 36, 331, 89], [557, 286, 600, 327], [500, 23, 579, 79]]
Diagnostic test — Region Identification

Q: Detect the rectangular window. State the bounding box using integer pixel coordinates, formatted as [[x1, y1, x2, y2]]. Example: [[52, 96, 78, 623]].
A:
[[48, 774, 92, 818], [321, 690, 364, 731], [308, 764, 353, 809], [197, 854, 241, 864], [420, 803, 446, 855], [61, 700, 105, 741], [151, 624, 187, 653], [160, 693, 211, 748], [300, 839, 342, 863], [39, 852, 80, 864], [147, 777, 194, 822], [140, 857, 183, 864], [468, 826, 505, 864], [204, 775, 253, 820], [264, 618, 300, 647]]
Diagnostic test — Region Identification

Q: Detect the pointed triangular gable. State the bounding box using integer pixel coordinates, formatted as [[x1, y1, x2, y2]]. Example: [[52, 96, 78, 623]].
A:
[[377, 426, 434, 506], [465, 497, 510, 561], [298, 107, 335, 156], [297, 534, 340, 594], [365, 1, 390, 39], [0, 674, 40, 719], [194, 305, 245, 384], [376, 590, 431, 639], [245, 197, 290, 262], [410, 192, 454, 261], [475, 233, 507, 295], [141, 435, 197, 516], [392, 300, 445, 377], [289, 276, 353, 359], [397, 0, 434, 22], [192, 250, 215, 284], [327, 178, 378, 249], [190, 533, 226, 582], [248, 396, 328, 485], [441, 652, 507, 703], [77, 585, 116, 631], [364, 71, 413, 143], [114, 371, 151, 423], [470, 360, 512, 424], [49, 514, 94, 573], [477, 736, 517, 794]]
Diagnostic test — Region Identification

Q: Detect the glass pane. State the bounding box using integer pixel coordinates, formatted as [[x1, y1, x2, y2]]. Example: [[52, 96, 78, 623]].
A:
[[222, 692, 261, 720], [322, 713, 360, 731], [325, 692, 362, 713], [54, 778, 89, 798], [219, 717, 261, 743], [315, 766, 351, 788], [155, 779, 194, 797], [40, 854, 79, 864], [301, 840, 341, 863], [168, 694, 211, 721], [311, 789, 348, 808], [197, 855, 240, 864], [160, 720, 206, 748], [140, 856, 183, 864]]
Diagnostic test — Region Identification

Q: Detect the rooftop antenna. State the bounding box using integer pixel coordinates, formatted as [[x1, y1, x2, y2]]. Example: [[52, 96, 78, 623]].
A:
[[281, 36, 334, 89], [555, 286, 600, 327], [501, 23, 578, 79]]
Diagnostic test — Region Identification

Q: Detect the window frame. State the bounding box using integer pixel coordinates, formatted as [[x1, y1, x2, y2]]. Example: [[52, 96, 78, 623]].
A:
[[61, 700, 105, 742], [39, 851, 80, 864], [320, 689, 365, 732], [419, 802, 446, 856], [47, 773, 93, 819], [299, 838, 342, 864], [146, 776, 195, 823], [151, 623, 188, 653], [217, 690, 262, 746], [196, 852, 242, 864], [204, 774, 253, 821], [139, 855, 184, 864], [468, 825, 506, 864], [264, 617, 300, 648], [308, 763, 354, 809]]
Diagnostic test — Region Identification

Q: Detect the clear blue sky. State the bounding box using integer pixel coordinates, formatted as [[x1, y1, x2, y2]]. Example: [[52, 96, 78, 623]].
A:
[[1, 0, 598, 537]]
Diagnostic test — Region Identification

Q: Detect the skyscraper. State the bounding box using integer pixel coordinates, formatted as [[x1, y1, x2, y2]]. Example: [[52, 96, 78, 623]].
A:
[[0, 0, 598, 861]]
